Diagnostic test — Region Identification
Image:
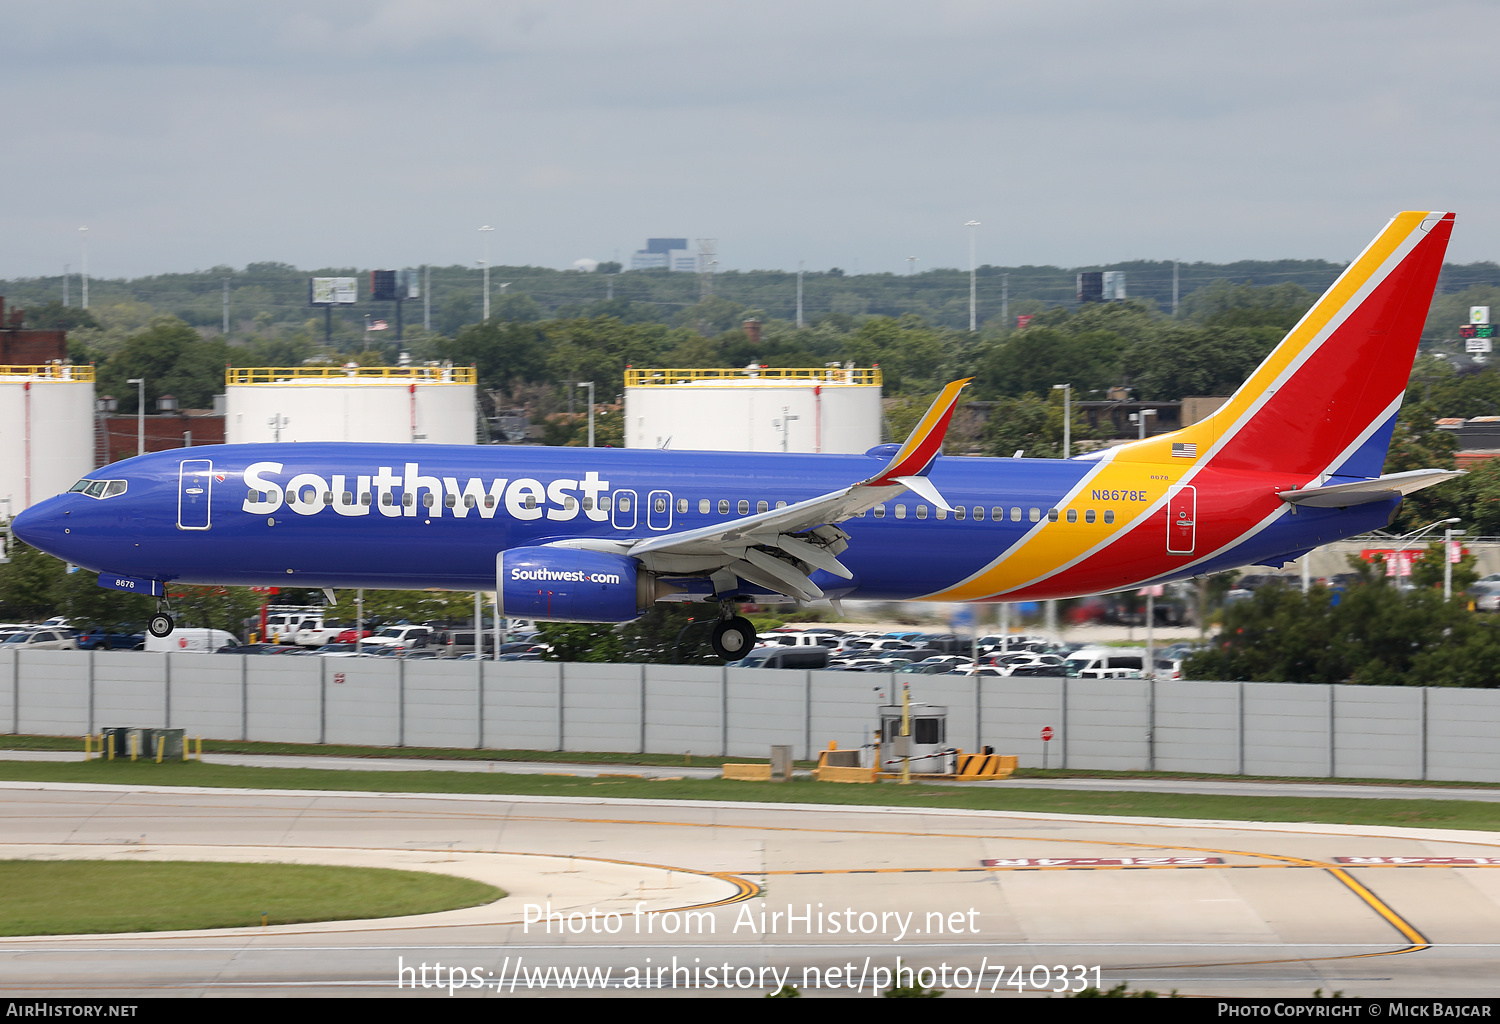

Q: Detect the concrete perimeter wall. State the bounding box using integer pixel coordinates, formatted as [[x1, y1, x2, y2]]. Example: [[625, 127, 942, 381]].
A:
[[2, 650, 1497, 782]]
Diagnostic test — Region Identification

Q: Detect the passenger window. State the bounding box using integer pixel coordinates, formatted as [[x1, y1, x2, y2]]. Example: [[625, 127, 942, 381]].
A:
[[954, 506, 966, 521], [400, 493, 413, 507], [738, 500, 749, 514], [895, 504, 906, 519], [699, 499, 709, 514], [935, 507, 947, 519], [600, 496, 611, 511], [1010, 507, 1021, 522], [1030, 507, 1040, 522], [363, 493, 374, 506], [991, 507, 1003, 521], [583, 497, 593, 510], [1047, 508, 1059, 522], [1104, 509, 1115, 524], [776, 500, 786, 508], [382, 493, 394, 506], [757, 500, 768, 513], [423, 493, 436, 507], [565, 497, 577, 511], [718, 499, 729, 514], [1066, 509, 1077, 523], [246, 488, 255, 501], [525, 495, 538, 509], [463, 495, 475, 508], [677, 498, 688, 513], [346, 492, 356, 505], [618, 497, 629, 511], [1085, 509, 1096, 523], [916, 505, 928, 519], [874, 505, 886, 519], [654, 497, 666, 513], [485, 494, 496, 508], [973, 506, 984, 521]]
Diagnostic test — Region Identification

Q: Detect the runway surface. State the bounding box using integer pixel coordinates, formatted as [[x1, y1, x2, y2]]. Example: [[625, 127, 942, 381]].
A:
[[4, 781, 1500, 998]]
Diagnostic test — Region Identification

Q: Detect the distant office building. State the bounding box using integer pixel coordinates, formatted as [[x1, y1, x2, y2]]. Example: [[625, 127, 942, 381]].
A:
[[630, 238, 694, 272]]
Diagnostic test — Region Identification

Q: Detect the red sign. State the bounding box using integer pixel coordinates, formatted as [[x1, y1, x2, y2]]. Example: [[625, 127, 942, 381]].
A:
[[1041, 726, 1053, 742], [333, 672, 346, 685], [1359, 548, 1467, 577], [1015, 315, 1035, 330]]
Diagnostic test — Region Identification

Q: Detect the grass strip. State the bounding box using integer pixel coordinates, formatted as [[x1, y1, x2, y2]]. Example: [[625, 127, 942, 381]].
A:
[[3, 759, 1499, 833], [0, 860, 502, 936]]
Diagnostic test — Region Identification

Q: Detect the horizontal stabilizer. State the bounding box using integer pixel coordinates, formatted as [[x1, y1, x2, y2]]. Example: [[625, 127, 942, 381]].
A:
[[1277, 469, 1462, 507]]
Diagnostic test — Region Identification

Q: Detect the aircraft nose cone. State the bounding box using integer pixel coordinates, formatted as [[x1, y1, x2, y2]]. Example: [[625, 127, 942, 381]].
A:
[[9, 499, 69, 559]]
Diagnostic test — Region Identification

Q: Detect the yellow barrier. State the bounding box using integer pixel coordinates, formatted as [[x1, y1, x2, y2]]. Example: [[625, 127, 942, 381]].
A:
[[225, 365, 476, 386], [721, 764, 773, 781], [813, 765, 877, 784], [0, 364, 94, 381], [625, 366, 881, 388], [955, 753, 1018, 781]]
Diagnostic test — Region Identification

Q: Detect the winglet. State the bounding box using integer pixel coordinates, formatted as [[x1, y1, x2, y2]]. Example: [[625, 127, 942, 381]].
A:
[[864, 378, 971, 485]]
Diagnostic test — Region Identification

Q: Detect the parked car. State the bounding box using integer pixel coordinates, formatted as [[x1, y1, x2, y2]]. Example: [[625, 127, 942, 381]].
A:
[[75, 628, 147, 651], [729, 646, 831, 670], [1, 628, 76, 651]]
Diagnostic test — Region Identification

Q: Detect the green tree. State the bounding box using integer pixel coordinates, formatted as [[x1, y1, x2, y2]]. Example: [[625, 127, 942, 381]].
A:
[[0, 541, 67, 621], [96, 315, 233, 415]]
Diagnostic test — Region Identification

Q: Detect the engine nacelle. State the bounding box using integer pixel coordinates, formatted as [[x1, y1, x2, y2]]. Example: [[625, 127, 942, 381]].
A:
[[497, 546, 653, 623]]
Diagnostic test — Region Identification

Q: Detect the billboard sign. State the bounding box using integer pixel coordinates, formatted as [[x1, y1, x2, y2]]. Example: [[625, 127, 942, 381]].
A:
[[1102, 271, 1127, 301], [1472, 306, 1491, 325], [309, 277, 357, 306], [1467, 338, 1493, 354], [401, 269, 421, 299]]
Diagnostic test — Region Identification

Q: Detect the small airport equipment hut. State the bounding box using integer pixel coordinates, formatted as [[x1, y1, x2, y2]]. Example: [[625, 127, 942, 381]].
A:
[[878, 702, 953, 775], [223, 365, 478, 445], [623, 366, 882, 453]]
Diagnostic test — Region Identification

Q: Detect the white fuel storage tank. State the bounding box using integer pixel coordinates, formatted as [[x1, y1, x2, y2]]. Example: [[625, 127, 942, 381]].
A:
[[623, 367, 882, 454], [224, 366, 477, 445], [0, 364, 96, 513]]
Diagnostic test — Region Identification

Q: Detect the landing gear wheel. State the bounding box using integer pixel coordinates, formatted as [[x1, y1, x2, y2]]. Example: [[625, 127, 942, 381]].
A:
[[148, 613, 174, 639], [711, 616, 756, 661]]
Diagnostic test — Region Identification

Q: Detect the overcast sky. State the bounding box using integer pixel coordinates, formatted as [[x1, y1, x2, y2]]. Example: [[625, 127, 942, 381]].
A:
[[3, 0, 1497, 280]]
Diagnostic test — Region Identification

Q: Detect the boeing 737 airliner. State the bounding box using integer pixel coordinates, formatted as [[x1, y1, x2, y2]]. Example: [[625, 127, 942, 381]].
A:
[[11, 212, 1463, 658]]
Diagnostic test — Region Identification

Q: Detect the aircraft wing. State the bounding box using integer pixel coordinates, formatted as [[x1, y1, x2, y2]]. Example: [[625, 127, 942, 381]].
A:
[[549, 379, 971, 602]]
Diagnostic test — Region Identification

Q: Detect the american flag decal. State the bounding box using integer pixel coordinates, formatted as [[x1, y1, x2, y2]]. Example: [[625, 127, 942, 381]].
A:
[[1172, 442, 1197, 458]]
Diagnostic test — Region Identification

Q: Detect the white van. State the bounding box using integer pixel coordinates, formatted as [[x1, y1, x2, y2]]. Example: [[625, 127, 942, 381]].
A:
[[1062, 647, 1147, 679], [146, 628, 239, 653]]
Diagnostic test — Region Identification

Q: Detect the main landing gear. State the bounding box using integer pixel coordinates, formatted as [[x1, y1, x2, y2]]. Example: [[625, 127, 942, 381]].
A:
[[710, 604, 757, 661], [148, 600, 174, 639]]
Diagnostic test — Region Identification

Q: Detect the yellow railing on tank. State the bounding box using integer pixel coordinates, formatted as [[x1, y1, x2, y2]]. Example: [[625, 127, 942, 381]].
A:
[[225, 365, 476, 385], [624, 366, 882, 387], [0, 364, 95, 381]]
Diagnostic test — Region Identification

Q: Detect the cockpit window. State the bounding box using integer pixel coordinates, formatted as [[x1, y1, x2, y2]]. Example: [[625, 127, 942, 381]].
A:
[[68, 479, 127, 499]]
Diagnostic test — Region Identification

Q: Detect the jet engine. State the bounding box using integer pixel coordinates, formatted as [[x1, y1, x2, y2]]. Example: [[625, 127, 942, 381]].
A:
[[497, 546, 658, 623]]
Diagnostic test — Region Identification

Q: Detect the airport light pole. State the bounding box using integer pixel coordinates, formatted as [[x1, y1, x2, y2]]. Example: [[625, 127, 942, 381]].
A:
[[577, 381, 595, 447], [965, 220, 980, 331], [79, 226, 89, 310], [1052, 383, 1072, 458], [1388, 516, 1460, 586], [127, 378, 144, 457], [478, 225, 494, 320]]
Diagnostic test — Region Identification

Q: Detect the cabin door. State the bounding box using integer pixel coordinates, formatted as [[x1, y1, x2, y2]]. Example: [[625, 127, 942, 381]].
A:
[[1166, 484, 1196, 554], [178, 460, 214, 531]]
